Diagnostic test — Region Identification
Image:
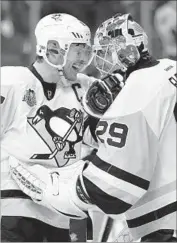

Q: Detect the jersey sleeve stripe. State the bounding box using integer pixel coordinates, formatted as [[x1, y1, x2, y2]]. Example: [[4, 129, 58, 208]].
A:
[[127, 181, 176, 210], [126, 201, 177, 228], [84, 162, 146, 200], [90, 154, 150, 190], [1, 189, 31, 199], [126, 190, 176, 219], [83, 176, 132, 214], [83, 164, 139, 205]]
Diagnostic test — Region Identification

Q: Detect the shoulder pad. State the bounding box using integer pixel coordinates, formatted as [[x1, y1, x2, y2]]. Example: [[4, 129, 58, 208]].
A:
[[104, 60, 176, 118], [1, 66, 31, 87]]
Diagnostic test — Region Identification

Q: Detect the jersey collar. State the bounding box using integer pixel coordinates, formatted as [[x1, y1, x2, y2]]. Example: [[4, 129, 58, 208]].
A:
[[29, 65, 56, 100]]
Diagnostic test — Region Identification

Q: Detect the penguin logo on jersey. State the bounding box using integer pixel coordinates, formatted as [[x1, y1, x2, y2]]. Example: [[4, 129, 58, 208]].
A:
[[28, 105, 83, 166], [51, 13, 62, 22]]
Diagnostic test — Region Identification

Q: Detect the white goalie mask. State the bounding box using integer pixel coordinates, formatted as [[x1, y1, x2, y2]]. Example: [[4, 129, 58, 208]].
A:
[[35, 13, 93, 71], [82, 13, 149, 119], [93, 13, 148, 77]]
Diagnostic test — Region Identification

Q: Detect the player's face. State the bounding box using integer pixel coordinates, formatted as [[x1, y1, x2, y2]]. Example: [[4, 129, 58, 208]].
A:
[[63, 43, 93, 81]]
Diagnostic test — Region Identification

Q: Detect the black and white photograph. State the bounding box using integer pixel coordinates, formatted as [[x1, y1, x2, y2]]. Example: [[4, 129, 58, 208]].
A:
[[1, 1, 177, 242]]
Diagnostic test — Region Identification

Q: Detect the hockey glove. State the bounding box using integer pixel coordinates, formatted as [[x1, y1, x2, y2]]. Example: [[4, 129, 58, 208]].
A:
[[82, 72, 125, 118], [9, 157, 92, 219]]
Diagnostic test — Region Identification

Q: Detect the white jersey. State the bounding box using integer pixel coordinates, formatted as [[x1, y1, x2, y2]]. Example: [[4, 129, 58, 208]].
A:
[[1, 65, 92, 228], [81, 58, 176, 239]]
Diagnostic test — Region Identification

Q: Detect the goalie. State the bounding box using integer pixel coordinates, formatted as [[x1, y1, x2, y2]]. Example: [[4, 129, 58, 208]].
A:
[[9, 13, 177, 242]]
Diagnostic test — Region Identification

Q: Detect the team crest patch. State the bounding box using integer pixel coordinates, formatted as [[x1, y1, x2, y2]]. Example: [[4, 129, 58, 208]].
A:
[[22, 89, 37, 107]]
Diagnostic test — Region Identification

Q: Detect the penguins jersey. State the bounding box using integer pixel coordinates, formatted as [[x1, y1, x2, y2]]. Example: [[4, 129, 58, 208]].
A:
[[1, 65, 93, 228], [81, 58, 177, 240]]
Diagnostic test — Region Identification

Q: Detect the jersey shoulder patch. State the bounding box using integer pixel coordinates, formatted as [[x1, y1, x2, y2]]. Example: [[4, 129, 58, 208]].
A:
[[1, 66, 40, 106]]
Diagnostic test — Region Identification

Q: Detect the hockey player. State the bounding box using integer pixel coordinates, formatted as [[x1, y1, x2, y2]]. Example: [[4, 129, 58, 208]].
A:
[[9, 13, 177, 241], [1, 13, 94, 242]]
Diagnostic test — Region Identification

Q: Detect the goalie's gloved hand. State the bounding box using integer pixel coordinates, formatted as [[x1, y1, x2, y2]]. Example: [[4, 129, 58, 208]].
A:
[[102, 72, 125, 99], [83, 72, 125, 118], [9, 156, 91, 219], [86, 80, 113, 115]]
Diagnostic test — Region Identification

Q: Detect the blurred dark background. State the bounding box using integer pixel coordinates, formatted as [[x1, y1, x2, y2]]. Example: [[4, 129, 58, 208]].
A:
[[1, 0, 176, 71]]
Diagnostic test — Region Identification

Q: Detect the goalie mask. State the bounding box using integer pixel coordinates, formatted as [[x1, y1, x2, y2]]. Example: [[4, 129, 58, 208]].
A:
[[82, 13, 148, 118], [35, 13, 93, 83], [93, 13, 148, 77]]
